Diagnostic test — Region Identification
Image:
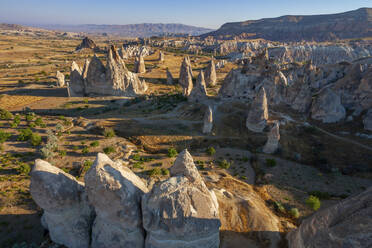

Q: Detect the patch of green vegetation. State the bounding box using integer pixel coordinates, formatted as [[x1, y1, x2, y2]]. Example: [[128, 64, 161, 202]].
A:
[[206, 147, 216, 156], [103, 128, 116, 138], [266, 158, 277, 167], [148, 168, 162, 177], [132, 154, 154, 162], [133, 162, 144, 169], [59, 150, 67, 157], [25, 113, 35, 122], [81, 160, 93, 174], [30, 133, 42, 146], [167, 148, 178, 158], [0, 108, 13, 120], [17, 128, 33, 141], [103, 146, 115, 154], [11, 114, 21, 128], [0, 130, 11, 143], [306, 195, 321, 210], [34, 117, 44, 127], [274, 201, 286, 214], [218, 159, 231, 169], [307, 191, 331, 200], [289, 208, 300, 218], [161, 168, 170, 176], [81, 146, 89, 154], [90, 141, 100, 147], [17, 163, 31, 175]]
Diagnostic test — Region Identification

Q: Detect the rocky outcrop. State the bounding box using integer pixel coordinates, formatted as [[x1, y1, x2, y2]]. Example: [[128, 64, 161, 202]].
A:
[[56, 71, 65, 87], [75, 37, 97, 51], [120, 45, 152, 59], [364, 109, 372, 131], [189, 70, 207, 102], [179, 56, 193, 96], [246, 87, 269, 132], [30, 160, 93, 248], [311, 88, 346, 123], [69, 45, 147, 97], [85, 153, 148, 248], [205, 58, 217, 87], [263, 122, 280, 154], [203, 106, 213, 134], [158, 51, 164, 62], [166, 68, 174, 85], [142, 149, 221, 248], [287, 186, 372, 248], [134, 55, 146, 73]]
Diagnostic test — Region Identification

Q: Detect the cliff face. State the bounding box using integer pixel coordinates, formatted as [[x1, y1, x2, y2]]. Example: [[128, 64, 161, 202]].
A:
[[203, 8, 372, 41]]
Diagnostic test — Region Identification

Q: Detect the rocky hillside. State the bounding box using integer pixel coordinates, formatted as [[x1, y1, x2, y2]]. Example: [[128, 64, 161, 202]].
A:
[[203, 8, 372, 41], [35, 23, 213, 37]]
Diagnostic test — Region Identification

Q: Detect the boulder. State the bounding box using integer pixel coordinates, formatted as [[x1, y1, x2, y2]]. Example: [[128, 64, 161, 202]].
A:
[[203, 106, 213, 134], [84, 153, 148, 248], [364, 109, 372, 131], [166, 68, 174, 85], [205, 58, 217, 87], [246, 87, 269, 132], [30, 159, 93, 248], [134, 55, 146, 73], [56, 71, 65, 87], [142, 149, 221, 248], [179, 56, 193, 96], [287, 187, 372, 248], [189, 70, 208, 102], [311, 88, 346, 123], [263, 122, 280, 154]]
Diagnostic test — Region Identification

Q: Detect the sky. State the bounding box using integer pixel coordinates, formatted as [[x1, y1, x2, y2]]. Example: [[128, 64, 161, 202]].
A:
[[0, 0, 371, 29]]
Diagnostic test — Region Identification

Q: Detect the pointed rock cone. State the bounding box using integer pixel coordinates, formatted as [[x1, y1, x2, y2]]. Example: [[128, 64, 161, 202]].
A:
[[56, 71, 65, 87], [166, 68, 174, 85], [142, 149, 220, 248], [263, 122, 280, 154], [179, 56, 193, 96], [246, 87, 269, 132], [203, 106, 213, 134], [30, 159, 93, 248], [134, 55, 146, 73], [189, 70, 208, 102], [85, 153, 148, 248], [311, 88, 346, 123], [158, 51, 164, 62], [205, 58, 217, 87], [69, 61, 84, 97]]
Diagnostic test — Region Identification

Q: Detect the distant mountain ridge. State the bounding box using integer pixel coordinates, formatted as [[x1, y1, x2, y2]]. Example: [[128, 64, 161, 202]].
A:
[[202, 8, 372, 41], [33, 23, 213, 37]]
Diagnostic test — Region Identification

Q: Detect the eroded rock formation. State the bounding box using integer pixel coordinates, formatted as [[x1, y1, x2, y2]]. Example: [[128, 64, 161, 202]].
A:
[[56, 71, 65, 87], [166, 68, 174, 85], [134, 55, 146, 73], [179, 56, 193, 96], [246, 87, 269, 132], [263, 122, 280, 154], [287, 186, 372, 248], [311, 88, 346, 123], [76, 37, 97, 51], [205, 58, 217, 87], [203, 105, 213, 134], [30, 160, 93, 248], [189, 70, 207, 102], [142, 149, 221, 248]]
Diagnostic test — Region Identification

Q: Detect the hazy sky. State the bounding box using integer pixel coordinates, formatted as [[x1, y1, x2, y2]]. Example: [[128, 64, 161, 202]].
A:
[[0, 0, 370, 29]]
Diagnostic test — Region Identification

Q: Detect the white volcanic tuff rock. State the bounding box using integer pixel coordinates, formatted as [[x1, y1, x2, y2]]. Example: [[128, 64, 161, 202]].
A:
[[179, 56, 194, 96], [56, 71, 65, 87], [120, 45, 152, 59], [246, 87, 269, 132], [203, 106, 213, 134], [263, 122, 280, 154], [364, 109, 372, 131], [166, 68, 174, 85], [291, 83, 313, 113], [142, 149, 220, 248], [84, 153, 148, 248], [355, 66, 372, 110], [30, 160, 93, 248], [189, 70, 208, 102], [134, 55, 146, 73], [287, 187, 372, 248], [69, 61, 85, 97], [158, 51, 164, 62], [69, 45, 147, 97], [205, 58, 217, 87], [311, 88, 346, 123], [218, 69, 259, 99]]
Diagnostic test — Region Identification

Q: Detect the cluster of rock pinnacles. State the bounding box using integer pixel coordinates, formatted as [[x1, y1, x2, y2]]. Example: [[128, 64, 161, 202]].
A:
[[30, 150, 220, 248]]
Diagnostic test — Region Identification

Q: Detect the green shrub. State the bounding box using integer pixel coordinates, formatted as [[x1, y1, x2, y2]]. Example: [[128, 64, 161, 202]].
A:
[[307, 191, 331, 200], [25, 113, 35, 122], [18, 128, 33, 141], [103, 146, 115, 154], [82, 160, 93, 174], [12, 114, 21, 127], [59, 150, 67, 157], [133, 162, 144, 169], [218, 159, 231, 169], [161, 168, 170, 176], [266, 158, 277, 167], [17, 163, 31, 175], [90, 141, 100, 147], [148, 168, 162, 177], [34, 117, 44, 126], [206, 147, 216, 156], [167, 148, 178, 158], [0, 108, 13, 120], [289, 208, 300, 218], [30, 133, 42, 146], [306, 195, 321, 210], [103, 128, 115, 138], [0, 130, 11, 143], [274, 201, 286, 213], [81, 146, 89, 154]]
